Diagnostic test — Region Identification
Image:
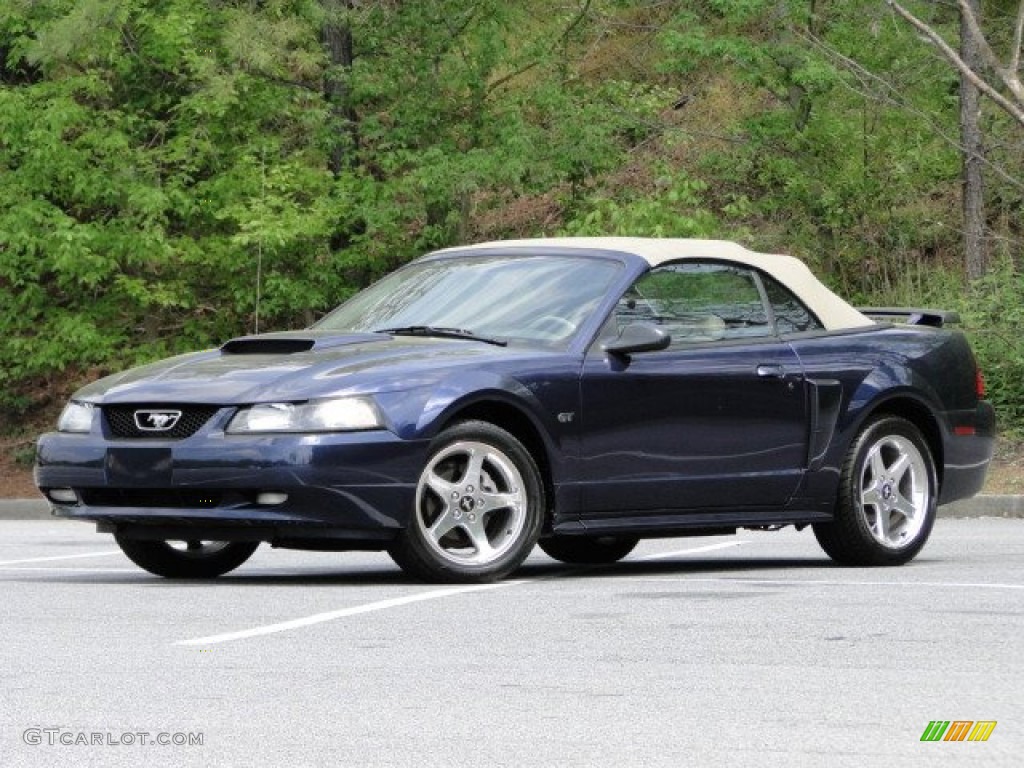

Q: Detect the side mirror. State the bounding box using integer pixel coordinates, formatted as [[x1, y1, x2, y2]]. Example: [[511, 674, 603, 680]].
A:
[[602, 323, 671, 356]]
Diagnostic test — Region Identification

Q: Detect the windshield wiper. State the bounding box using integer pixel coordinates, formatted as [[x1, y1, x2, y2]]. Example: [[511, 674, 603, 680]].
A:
[[375, 326, 508, 347]]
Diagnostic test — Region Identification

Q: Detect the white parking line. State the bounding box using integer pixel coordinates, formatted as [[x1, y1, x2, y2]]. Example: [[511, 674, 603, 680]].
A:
[[633, 540, 748, 562], [0, 550, 121, 566], [0, 567, 140, 573], [617, 576, 1024, 591], [176, 581, 524, 646], [177, 540, 757, 646]]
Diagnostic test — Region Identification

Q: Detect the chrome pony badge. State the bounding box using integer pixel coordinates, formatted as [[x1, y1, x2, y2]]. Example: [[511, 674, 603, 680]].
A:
[[133, 409, 182, 432]]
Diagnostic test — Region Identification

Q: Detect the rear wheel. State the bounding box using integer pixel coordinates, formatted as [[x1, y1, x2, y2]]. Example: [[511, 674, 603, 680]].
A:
[[115, 536, 259, 578], [538, 536, 638, 565], [388, 421, 544, 583], [813, 415, 937, 566]]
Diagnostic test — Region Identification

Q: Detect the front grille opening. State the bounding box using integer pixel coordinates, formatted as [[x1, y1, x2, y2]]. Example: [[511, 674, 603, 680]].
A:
[[80, 489, 243, 508], [104, 405, 220, 439]]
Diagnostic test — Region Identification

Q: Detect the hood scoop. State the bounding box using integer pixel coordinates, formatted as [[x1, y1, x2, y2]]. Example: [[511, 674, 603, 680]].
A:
[[221, 332, 386, 355]]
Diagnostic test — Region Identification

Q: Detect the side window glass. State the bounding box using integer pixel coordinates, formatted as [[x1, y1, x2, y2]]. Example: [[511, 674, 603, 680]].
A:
[[761, 274, 823, 334], [614, 263, 772, 347]]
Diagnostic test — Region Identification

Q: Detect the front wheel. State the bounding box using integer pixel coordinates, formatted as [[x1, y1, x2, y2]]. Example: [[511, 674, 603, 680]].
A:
[[388, 421, 545, 583], [813, 416, 937, 566], [115, 536, 259, 578]]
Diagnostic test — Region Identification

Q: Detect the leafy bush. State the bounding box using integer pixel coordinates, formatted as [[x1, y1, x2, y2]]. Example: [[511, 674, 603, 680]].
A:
[[956, 259, 1024, 434], [1, 0, 1022, 440]]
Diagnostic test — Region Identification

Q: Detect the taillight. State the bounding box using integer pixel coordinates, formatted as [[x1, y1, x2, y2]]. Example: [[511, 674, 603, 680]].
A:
[[975, 368, 986, 398]]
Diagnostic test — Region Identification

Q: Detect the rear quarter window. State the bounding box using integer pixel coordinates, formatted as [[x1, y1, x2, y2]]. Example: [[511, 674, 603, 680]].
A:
[[761, 274, 823, 334]]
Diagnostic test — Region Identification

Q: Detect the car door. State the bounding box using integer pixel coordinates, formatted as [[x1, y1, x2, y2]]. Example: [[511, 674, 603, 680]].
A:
[[577, 261, 809, 518]]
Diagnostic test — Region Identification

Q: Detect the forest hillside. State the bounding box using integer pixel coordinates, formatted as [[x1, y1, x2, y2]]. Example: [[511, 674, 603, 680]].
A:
[[1, 1, 1022, 470]]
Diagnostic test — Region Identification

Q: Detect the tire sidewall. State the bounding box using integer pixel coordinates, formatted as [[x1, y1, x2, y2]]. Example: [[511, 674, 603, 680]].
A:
[[115, 536, 258, 579], [843, 416, 937, 563], [538, 536, 639, 565]]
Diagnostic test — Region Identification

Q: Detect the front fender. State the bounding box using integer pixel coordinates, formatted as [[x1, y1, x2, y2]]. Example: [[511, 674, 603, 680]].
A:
[[373, 366, 578, 446], [429, 370, 575, 444]]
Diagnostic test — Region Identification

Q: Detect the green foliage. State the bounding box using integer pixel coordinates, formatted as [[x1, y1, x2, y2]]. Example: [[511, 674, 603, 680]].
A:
[[1, 0, 1022, 436], [956, 259, 1024, 432], [0, 0, 655, 420], [857, 250, 1024, 433], [563, 172, 720, 237], [1, 0, 333, 406], [12, 442, 36, 466]]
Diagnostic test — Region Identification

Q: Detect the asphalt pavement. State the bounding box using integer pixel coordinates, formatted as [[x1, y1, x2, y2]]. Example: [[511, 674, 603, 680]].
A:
[[0, 516, 1021, 767]]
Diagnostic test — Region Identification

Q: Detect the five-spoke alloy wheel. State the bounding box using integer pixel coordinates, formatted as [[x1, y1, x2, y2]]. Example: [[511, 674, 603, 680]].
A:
[[814, 415, 937, 566], [388, 421, 544, 582]]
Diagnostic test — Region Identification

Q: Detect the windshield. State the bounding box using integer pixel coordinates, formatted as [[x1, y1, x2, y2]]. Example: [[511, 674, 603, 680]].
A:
[[315, 255, 622, 344]]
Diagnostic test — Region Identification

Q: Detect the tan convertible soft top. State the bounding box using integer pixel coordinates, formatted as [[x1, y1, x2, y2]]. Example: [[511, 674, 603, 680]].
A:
[[441, 237, 874, 331]]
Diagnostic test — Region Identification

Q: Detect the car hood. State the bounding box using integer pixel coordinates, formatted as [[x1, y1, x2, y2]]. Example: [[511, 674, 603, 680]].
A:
[[75, 331, 528, 405]]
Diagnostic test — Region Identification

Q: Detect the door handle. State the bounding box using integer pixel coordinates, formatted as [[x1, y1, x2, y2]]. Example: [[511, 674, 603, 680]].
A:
[[756, 364, 786, 379]]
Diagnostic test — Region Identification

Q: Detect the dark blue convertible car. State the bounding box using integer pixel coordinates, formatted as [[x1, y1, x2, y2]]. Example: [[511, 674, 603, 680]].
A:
[[35, 238, 995, 582]]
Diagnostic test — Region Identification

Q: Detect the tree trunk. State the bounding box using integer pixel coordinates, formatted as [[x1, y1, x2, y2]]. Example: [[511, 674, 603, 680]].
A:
[[960, 0, 987, 279], [322, 1, 358, 176]]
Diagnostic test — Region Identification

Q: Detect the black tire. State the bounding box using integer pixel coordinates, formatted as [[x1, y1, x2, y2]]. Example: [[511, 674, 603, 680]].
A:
[[388, 420, 545, 583], [538, 536, 639, 565], [813, 415, 937, 566], [115, 535, 259, 579]]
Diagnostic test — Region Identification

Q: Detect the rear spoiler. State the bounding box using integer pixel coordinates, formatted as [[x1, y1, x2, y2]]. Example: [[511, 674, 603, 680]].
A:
[[858, 307, 961, 328]]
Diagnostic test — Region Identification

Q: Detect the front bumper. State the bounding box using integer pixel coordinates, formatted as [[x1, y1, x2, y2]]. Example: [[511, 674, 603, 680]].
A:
[[34, 425, 429, 545]]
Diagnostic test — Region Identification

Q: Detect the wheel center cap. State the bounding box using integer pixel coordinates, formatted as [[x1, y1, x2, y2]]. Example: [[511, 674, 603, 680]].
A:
[[881, 483, 893, 501], [459, 496, 476, 513]]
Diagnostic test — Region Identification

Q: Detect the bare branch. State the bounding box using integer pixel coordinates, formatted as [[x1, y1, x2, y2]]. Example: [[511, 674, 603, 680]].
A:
[[560, 0, 594, 45], [483, 2, 593, 98], [958, 0, 1024, 104], [797, 28, 1024, 191], [486, 60, 541, 95], [956, 0, 1003, 75], [886, 1, 1024, 128], [247, 69, 321, 94], [1012, 1, 1024, 75]]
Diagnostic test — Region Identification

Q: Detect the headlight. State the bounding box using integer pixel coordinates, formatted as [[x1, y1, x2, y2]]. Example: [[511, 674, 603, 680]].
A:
[[57, 402, 94, 433], [226, 397, 383, 434]]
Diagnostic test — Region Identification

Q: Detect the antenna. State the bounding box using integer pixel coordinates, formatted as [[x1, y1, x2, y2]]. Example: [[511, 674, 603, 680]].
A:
[[254, 147, 265, 334], [254, 238, 263, 335]]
